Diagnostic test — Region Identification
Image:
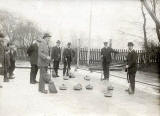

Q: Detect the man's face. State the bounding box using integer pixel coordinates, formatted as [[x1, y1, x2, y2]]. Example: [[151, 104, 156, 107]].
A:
[[45, 37, 51, 43], [68, 44, 71, 48], [57, 43, 60, 47], [128, 45, 133, 51], [104, 43, 108, 47]]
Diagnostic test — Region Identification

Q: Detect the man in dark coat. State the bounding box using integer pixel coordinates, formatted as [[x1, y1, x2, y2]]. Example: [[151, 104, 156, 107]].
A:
[[51, 40, 61, 77], [126, 42, 138, 94], [27, 40, 39, 84], [8, 43, 17, 79], [101, 42, 117, 80], [0, 33, 10, 83], [63, 42, 75, 76]]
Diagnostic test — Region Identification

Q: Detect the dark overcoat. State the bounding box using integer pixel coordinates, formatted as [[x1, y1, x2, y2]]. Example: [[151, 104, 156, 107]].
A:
[[27, 43, 38, 65], [126, 50, 138, 74], [51, 46, 61, 61], [101, 47, 116, 63]]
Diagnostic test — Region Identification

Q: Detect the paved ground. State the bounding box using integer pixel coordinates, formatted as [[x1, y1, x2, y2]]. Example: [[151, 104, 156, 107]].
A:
[[0, 63, 160, 116]]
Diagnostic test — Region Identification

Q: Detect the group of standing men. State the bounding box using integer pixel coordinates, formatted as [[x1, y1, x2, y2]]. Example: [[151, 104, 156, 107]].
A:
[[0, 32, 17, 88], [27, 33, 75, 94], [0, 31, 137, 95], [101, 41, 137, 95]]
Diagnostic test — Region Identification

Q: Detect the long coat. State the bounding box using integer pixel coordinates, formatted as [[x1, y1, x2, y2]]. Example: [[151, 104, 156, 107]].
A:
[[51, 46, 61, 61], [0, 44, 10, 70], [27, 43, 38, 65], [126, 50, 138, 74], [37, 39, 50, 67], [9, 48, 17, 62], [101, 47, 116, 63]]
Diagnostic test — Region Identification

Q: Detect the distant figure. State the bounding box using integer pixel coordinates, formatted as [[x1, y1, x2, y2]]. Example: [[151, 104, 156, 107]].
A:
[[38, 33, 51, 94], [63, 42, 75, 76], [8, 43, 17, 79], [0, 32, 4, 88], [0, 33, 10, 82], [51, 40, 61, 77], [101, 42, 117, 80], [125, 42, 138, 94], [27, 40, 39, 84], [101, 41, 117, 96]]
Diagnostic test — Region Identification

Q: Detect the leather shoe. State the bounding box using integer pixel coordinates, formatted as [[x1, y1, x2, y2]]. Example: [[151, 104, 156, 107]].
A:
[[30, 81, 36, 84], [34, 80, 39, 83], [40, 90, 48, 94]]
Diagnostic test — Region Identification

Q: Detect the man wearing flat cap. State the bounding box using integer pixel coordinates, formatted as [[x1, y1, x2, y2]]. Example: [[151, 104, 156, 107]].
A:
[[125, 42, 138, 94], [101, 42, 117, 80], [51, 40, 61, 77], [101, 41, 117, 95], [63, 42, 75, 76], [38, 33, 52, 94]]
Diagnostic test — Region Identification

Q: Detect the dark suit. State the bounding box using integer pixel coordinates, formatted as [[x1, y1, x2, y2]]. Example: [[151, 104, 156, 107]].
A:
[[1, 46, 10, 82], [9, 48, 17, 77], [63, 48, 75, 76], [126, 49, 138, 93], [27, 43, 38, 83], [51, 46, 61, 75], [101, 47, 116, 80]]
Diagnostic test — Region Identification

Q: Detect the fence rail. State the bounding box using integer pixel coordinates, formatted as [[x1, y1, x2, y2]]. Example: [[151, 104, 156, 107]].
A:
[[79, 48, 160, 65], [16, 48, 160, 66]]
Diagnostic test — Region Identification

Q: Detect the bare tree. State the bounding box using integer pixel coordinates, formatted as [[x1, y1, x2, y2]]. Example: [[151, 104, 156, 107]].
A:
[[140, 0, 160, 42], [0, 10, 43, 48]]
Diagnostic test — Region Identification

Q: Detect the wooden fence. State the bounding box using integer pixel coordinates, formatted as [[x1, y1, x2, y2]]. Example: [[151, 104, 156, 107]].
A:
[[16, 48, 160, 66], [79, 48, 160, 66]]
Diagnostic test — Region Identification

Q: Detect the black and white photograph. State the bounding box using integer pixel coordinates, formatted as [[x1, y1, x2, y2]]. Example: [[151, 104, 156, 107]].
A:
[[0, 0, 160, 116]]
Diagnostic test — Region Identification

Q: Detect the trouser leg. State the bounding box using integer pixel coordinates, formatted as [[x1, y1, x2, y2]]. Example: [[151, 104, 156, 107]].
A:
[[30, 65, 36, 83], [63, 62, 67, 76], [54, 61, 59, 75], [103, 66, 109, 80], [33, 65, 38, 82], [39, 67, 47, 91], [66, 61, 71, 75], [3, 68, 9, 82], [129, 73, 136, 93], [9, 60, 15, 76], [105, 64, 109, 80]]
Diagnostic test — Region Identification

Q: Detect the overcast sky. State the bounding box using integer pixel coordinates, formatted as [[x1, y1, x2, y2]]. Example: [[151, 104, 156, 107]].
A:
[[0, 0, 157, 49]]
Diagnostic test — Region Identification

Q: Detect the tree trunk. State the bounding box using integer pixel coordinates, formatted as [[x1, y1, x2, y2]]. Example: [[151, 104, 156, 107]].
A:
[[141, 2, 150, 64], [141, 3, 148, 49], [152, 0, 160, 42], [140, 0, 160, 28]]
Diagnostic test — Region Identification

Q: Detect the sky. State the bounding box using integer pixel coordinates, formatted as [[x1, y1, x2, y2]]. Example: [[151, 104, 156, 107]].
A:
[[0, 0, 158, 49]]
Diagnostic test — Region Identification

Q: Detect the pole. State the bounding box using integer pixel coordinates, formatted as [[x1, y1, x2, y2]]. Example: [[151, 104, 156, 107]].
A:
[[76, 38, 80, 68], [87, 0, 93, 66]]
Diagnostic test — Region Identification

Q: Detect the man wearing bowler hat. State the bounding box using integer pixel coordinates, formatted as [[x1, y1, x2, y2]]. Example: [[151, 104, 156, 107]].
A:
[[51, 40, 61, 77], [125, 42, 138, 94], [38, 33, 52, 94]]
